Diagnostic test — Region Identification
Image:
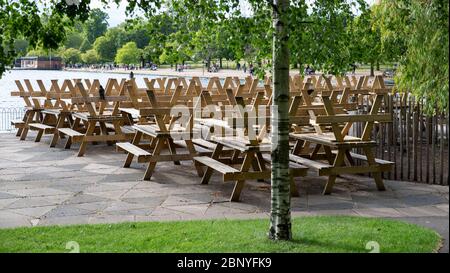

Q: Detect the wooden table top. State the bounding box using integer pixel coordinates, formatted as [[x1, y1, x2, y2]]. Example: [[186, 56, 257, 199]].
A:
[[212, 136, 271, 152]]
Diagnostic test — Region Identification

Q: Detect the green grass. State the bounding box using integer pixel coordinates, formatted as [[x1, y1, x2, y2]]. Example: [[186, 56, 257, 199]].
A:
[[0, 216, 441, 253]]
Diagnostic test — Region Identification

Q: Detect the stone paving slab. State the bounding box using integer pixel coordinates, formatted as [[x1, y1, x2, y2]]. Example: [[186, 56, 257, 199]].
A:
[[0, 132, 448, 252]]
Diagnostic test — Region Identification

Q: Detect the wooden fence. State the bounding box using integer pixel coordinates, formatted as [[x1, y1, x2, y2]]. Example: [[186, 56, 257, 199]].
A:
[[352, 91, 449, 185]]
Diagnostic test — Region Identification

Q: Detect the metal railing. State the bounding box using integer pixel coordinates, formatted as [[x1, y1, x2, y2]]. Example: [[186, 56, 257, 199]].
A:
[[0, 107, 26, 132]]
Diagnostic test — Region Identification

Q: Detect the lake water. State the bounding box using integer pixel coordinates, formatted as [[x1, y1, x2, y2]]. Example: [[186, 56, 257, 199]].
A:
[[0, 70, 212, 108]]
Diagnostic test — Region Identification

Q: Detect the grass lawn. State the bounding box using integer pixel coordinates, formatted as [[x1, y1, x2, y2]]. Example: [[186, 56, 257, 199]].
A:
[[0, 216, 441, 253]]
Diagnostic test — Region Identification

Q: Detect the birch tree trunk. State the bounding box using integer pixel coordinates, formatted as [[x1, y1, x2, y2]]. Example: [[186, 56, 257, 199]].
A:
[[269, 0, 292, 241]]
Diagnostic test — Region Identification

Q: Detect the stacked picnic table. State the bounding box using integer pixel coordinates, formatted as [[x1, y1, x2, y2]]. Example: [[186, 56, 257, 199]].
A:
[[9, 74, 394, 202]]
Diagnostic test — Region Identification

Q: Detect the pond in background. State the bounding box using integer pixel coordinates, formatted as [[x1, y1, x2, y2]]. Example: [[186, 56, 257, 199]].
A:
[[0, 70, 214, 108]]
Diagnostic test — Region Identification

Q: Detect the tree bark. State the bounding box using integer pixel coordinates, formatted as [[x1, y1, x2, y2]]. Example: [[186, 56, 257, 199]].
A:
[[269, 0, 292, 241], [370, 62, 374, 77]]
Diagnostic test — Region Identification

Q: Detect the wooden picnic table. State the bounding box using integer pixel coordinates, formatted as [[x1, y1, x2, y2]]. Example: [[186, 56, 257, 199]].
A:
[[116, 87, 204, 180], [289, 80, 394, 195], [57, 82, 134, 156], [194, 135, 307, 201]]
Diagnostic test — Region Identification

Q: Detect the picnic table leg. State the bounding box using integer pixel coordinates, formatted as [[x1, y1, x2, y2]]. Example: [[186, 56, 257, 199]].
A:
[[167, 138, 181, 165], [35, 128, 44, 142], [16, 110, 29, 137], [112, 121, 124, 144], [20, 110, 35, 140], [292, 139, 305, 155], [344, 150, 355, 166], [65, 117, 81, 149], [124, 131, 142, 168], [143, 138, 164, 180], [184, 139, 204, 177], [99, 122, 113, 146], [363, 147, 386, 191], [200, 143, 224, 184], [231, 150, 240, 164], [77, 120, 96, 157], [323, 149, 345, 195], [50, 113, 68, 147], [310, 144, 322, 159], [35, 113, 52, 142], [253, 152, 266, 182], [323, 146, 335, 165], [230, 151, 255, 202]]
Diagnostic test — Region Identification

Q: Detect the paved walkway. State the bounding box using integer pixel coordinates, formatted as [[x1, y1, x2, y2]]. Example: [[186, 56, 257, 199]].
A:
[[0, 133, 448, 252]]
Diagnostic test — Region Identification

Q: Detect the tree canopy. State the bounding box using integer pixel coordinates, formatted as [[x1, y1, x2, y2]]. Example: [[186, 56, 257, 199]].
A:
[[1, 0, 448, 108], [115, 41, 142, 65], [374, 0, 449, 114]]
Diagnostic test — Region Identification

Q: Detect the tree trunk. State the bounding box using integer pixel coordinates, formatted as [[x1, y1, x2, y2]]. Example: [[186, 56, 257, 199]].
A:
[[370, 62, 374, 77], [219, 58, 223, 69], [269, 0, 292, 241], [376, 60, 380, 71]]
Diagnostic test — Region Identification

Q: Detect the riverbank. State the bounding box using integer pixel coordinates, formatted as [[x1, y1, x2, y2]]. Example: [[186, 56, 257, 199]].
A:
[[64, 67, 251, 79], [64, 67, 381, 79]]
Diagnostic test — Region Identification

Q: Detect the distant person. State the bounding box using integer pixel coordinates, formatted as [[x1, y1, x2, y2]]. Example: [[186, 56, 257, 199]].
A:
[[243, 63, 247, 73], [99, 85, 106, 100], [249, 63, 254, 76], [305, 65, 315, 75], [236, 63, 241, 71], [129, 71, 134, 79], [304, 65, 310, 75]]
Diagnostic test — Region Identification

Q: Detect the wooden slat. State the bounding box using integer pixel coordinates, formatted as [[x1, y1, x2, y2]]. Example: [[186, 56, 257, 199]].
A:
[[413, 99, 418, 181], [432, 115, 437, 184], [289, 154, 332, 171], [194, 156, 239, 174], [116, 142, 151, 157], [312, 114, 391, 124], [418, 99, 423, 182], [29, 123, 55, 131]]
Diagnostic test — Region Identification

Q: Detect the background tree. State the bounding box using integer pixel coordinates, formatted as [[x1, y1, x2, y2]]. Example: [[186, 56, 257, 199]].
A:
[[349, 3, 382, 76], [374, 0, 449, 113], [371, 0, 409, 63], [93, 36, 117, 62], [79, 38, 92, 52], [123, 20, 151, 49], [115, 42, 142, 65], [288, 0, 310, 73], [26, 48, 50, 57], [83, 8, 109, 44], [143, 12, 176, 64], [13, 39, 30, 57], [61, 47, 82, 64], [81, 49, 99, 64], [64, 32, 84, 50]]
